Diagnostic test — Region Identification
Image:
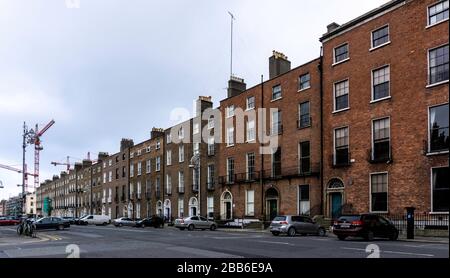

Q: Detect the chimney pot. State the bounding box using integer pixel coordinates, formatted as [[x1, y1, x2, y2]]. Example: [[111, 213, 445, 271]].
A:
[[327, 22, 340, 33], [269, 50, 291, 79]]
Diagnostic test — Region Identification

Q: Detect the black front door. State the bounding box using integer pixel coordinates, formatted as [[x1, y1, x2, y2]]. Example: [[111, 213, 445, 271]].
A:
[[225, 202, 231, 220], [268, 199, 278, 220]]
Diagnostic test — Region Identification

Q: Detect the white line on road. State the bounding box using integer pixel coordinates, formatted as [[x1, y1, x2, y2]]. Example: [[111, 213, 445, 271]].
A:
[[341, 247, 435, 257], [257, 240, 294, 246]]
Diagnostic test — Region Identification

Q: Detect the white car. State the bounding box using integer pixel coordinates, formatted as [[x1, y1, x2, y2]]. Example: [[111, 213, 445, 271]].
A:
[[79, 215, 111, 226]]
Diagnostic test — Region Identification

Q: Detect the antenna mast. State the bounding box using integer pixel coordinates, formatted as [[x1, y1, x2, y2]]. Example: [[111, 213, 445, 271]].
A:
[[228, 11, 235, 77]]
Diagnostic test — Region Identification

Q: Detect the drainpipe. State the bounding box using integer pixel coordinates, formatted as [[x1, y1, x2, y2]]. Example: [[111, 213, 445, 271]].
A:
[[259, 75, 265, 222], [319, 47, 324, 216]]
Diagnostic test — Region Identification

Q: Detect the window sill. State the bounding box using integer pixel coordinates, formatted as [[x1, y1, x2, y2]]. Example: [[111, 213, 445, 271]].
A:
[[226, 144, 235, 148], [370, 96, 391, 104], [271, 97, 283, 102], [426, 80, 449, 88], [426, 19, 449, 29], [246, 139, 256, 143], [332, 58, 350, 67], [245, 107, 255, 112], [426, 150, 449, 156], [370, 211, 389, 214], [298, 87, 311, 93], [429, 211, 449, 215], [369, 41, 391, 52], [332, 107, 350, 114]]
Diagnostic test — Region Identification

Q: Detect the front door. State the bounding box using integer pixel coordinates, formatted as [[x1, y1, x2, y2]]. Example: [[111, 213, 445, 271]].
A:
[[225, 202, 231, 220], [191, 206, 197, 217], [331, 193, 342, 219], [268, 199, 278, 220]]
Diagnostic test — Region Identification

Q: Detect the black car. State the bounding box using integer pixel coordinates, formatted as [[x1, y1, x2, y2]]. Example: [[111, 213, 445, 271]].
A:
[[62, 216, 76, 225], [135, 216, 164, 228], [333, 214, 399, 241], [33, 217, 71, 230]]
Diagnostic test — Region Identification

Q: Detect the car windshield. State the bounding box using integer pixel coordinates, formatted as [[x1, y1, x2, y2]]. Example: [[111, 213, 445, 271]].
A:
[[273, 216, 286, 221], [338, 215, 361, 222]]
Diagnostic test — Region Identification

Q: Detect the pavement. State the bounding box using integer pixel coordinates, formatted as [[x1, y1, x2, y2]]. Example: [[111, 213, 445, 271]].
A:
[[0, 225, 448, 258]]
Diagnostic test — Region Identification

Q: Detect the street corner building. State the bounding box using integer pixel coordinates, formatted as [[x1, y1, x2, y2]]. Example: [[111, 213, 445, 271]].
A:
[[34, 0, 448, 226]]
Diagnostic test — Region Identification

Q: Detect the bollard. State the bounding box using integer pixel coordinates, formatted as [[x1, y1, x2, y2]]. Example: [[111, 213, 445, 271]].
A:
[[406, 207, 415, 239]]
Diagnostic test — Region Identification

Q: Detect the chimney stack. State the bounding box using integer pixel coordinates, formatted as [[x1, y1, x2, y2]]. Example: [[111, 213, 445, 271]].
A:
[[82, 159, 92, 168], [120, 138, 134, 151], [97, 152, 109, 161], [327, 22, 340, 33], [269, 50, 291, 79], [74, 162, 83, 172], [196, 96, 213, 116], [227, 76, 247, 98], [151, 127, 165, 139]]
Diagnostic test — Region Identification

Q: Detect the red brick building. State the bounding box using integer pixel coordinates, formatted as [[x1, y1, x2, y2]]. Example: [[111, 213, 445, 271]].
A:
[[218, 52, 322, 222], [320, 0, 449, 217]]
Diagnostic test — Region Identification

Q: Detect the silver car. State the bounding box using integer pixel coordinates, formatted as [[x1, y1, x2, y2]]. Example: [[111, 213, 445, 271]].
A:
[[113, 217, 136, 227], [174, 216, 218, 231], [269, 215, 326, 237]]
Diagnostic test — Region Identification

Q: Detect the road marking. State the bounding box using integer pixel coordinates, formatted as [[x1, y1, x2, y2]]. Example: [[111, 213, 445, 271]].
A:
[[60, 231, 103, 238], [340, 247, 435, 257], [257, 240, 294, 246], [167, 246, 242, 258]]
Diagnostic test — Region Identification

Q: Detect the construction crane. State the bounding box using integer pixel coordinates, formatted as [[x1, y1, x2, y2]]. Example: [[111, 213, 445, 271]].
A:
[[32, 120, 55, 190], [51, 156, 76, 171], [0, 163, 37, 189]]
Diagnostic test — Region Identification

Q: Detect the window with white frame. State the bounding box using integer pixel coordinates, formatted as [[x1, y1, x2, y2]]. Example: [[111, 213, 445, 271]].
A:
[[428, 0, 449, 26], [246, 96, 255, 110], [193, 123, 200, 135], [207, 164, 215, 189], [193, 142, 199, 154], [108, 171, 112, 182], [334, 127, 349, 166], [156, 140, 160, 150], [166, 133, 172, 144], [130, 164, 134, 178], [371, 25, 389, 48], [298, 185, 310, 215], [207, 197, 214, 219], [136, 203, 140, 219], [166, 175, 172, 195], [429, 104, 449, 152], [370, 173, 388, 212], [103, 172, 106, 183], [178, 171, 184, 192], [372, 118, 391, 161], [334, 79, 349, 111], [179, 145, 184, 162], [299, 73, 310, 91], [246, 152, 255, 180], [271, 110, 282, 135], [429, 44, 449, 85], [372, 66, 390, 101], [299, 101, 311, 128], [227, 157, 235, 184], [246, 120, 255, 141], [146, 159, 151, 173], [137, 181, 141, 198], [227, 126, 234, 146], [156, 156, 161, 171], [166, 150, 172, 165], [272, 85, 282, 100], [137, 162, 142, 175], [178, 198, 184, 218], [245, 190, 255, 216], [334, 43, 349, 64], [178, 127, 184, 139], [208, 118, 214, 129], [208, 137, 215, 155], [432, 167, 449, 212], [226, 105, 235, 118]]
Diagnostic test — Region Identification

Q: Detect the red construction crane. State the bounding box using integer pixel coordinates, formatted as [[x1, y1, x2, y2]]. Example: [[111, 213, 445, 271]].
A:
[[33, 120, 55, 190], [0, 163, 37, 189]]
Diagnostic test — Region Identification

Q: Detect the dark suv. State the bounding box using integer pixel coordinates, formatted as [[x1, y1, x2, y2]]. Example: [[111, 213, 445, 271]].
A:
[[332, 214, 399, 241]]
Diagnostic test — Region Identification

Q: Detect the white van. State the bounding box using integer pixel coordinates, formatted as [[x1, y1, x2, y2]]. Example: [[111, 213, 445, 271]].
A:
[[79, 215, 111, 226]]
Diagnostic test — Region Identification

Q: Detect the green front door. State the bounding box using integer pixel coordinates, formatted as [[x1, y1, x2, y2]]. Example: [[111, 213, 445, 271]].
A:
[[268, 199, 278, 220]]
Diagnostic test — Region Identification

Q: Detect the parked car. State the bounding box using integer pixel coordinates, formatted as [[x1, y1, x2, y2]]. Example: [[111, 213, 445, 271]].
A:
[[333, 214, 399, 241], [113, 217, 137, 227], [33, 217, 70, 230], [269, 215, 327, 237], [78, 215, 111, 226], [0, 216, 20, 226], [174, 216, 217, 231], [61, 216, 76, 224], [74, 215, 89, 225], [135, 216, 164, 228]]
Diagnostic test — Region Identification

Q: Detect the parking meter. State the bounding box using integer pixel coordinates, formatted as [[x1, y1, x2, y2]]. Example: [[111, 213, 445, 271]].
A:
[[406, 207, 415, 239]]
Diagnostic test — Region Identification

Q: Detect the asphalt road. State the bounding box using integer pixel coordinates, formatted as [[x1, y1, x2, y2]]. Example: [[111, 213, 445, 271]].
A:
[[0, 225, 448, 258]]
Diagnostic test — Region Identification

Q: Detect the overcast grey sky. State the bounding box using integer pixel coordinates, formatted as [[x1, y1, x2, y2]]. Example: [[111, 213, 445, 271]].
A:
[[0, 0, 387, 201]]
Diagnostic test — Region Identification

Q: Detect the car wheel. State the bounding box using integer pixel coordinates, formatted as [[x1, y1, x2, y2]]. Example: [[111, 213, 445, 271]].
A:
[[188, 224, 195, 231], [271, 232, 280, 236], [365, 231, 374, 241], [57, 225, 64, 230], [118, 223, 123, 227], [389, 231, 399, 241], [318, 228, 326, 237], [337, 235, 347, 241], [210, 225, 217, 231], [287, 227, 296, 237]]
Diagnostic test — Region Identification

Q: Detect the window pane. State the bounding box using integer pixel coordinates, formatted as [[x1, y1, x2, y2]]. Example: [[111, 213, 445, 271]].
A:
[[299, 73, 310, 90], [371, 173, 388, 211], [430, 104, 450, 152], [432, 167, 450, 212], [335, 80, 349, 110], [335, 44, 349, 62], [372, 26, 389, 47], [429, 45, 449, 84]]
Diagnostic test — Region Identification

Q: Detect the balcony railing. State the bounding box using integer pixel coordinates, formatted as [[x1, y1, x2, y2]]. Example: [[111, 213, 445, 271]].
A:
[[367, 148, 393, 164], [332, 152, 351, 168]]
